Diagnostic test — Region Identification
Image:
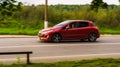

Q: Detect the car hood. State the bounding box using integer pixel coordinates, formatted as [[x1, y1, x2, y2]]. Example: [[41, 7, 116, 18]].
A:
[[39, 27, 61, 33]]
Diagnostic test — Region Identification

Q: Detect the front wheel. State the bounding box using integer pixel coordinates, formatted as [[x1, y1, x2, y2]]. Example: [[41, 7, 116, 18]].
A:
[[51, 34, 62, 42], [88, 33, 97, 42]]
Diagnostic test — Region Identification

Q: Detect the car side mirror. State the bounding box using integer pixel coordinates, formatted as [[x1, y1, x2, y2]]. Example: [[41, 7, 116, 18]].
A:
[[62, 26, 70, 30], [66, 27, 70, 29]]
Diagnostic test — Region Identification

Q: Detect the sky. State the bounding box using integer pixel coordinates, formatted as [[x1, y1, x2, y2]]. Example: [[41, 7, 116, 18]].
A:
[[18, 0, 119, 5]]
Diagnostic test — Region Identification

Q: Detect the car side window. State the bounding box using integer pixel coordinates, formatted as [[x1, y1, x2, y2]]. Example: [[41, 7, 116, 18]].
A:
[[77, 22, 88, 28], [66, 22, 77, 28]]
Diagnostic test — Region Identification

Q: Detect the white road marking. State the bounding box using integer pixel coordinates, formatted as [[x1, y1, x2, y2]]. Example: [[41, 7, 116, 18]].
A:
[[0, 43, 119, 48]]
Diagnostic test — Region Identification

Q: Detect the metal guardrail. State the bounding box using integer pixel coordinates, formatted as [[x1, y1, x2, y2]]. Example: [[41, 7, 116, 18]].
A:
[[0, 51, 32, 64]]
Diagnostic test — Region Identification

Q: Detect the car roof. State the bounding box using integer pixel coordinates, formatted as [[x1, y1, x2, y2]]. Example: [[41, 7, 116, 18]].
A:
[[66, 20, 92, 23]]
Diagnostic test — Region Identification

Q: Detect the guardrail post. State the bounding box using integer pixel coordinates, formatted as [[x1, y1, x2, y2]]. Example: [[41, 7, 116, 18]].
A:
[[27, 53, 30, 64]]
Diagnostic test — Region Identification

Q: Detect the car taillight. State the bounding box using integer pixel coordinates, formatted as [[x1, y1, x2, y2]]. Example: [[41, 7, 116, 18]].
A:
[[95, 26, 99, 30]]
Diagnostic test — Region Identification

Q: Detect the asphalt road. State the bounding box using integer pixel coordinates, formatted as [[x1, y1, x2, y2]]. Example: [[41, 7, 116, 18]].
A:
[[0, 35, 120, 63]]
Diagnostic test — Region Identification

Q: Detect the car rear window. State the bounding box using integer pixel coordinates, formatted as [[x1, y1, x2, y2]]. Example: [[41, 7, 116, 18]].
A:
[[77, 22, 88, 28]]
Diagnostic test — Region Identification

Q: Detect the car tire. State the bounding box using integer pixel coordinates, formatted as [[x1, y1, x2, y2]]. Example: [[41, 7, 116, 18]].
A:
[[51, 34, 62, 42], [88, 33, 97, 42]]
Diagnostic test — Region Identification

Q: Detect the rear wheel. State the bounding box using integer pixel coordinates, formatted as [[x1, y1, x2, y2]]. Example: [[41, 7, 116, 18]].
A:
[[88, 33, 97, 42], [51, 34, 62, 42]]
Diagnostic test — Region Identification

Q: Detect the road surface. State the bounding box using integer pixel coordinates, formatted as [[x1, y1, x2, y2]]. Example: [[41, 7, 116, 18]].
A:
[[0, 35, 120, 63]]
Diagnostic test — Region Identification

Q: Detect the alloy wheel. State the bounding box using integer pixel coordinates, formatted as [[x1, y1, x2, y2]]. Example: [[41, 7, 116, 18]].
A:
[[51, 34, 61, 42], [88, 33, 97, 42]]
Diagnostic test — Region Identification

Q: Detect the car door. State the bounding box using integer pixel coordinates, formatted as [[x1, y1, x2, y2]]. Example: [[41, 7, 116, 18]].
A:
[[76, 22, 89, 39], [60, 22, 78, 40]]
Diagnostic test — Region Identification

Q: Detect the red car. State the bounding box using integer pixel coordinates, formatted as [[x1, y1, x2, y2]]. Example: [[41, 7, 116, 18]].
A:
[[38, 20, 100, 42]]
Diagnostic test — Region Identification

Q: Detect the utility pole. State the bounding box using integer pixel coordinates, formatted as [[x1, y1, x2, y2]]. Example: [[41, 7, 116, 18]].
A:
[[119, 0, 120, 5], [44, 0, 48, 29]]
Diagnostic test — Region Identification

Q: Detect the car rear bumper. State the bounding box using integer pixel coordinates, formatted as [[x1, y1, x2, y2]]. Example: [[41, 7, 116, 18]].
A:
[[97, 33, 100, 38]]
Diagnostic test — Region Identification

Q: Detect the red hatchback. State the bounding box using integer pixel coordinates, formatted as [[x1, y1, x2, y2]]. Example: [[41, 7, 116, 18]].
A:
[[38, 20, 100, 42]]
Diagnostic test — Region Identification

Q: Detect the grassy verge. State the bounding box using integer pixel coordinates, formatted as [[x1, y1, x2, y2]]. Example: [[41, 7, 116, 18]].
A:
[[100, 29, 120, 34], [1, 58, 120, 67], [0, 28, 39, 35], [0, 28, 120, 35]]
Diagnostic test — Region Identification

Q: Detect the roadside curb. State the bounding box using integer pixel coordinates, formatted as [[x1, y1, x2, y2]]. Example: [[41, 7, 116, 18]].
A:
[[101, 34, 120, 37], [0, 35, 120, 38], [31, 53, 120, 63]]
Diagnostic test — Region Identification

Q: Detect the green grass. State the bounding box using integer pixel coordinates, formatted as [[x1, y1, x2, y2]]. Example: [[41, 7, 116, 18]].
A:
[[100, 29, 120, 34], [1, 58, 120, 67], [0, 28, 39, 35], [0, 28, 120, 35]]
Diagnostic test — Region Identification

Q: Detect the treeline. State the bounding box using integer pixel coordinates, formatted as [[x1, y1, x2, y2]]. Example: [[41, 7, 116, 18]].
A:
[[0, 5, 120, 30]]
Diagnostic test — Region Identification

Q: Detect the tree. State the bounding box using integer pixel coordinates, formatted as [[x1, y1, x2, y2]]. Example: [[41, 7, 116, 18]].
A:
[[90, 0, 108, 11], [0, 0, 22, 20]]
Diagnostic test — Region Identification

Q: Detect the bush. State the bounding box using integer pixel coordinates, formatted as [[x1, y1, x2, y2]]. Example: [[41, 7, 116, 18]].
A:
[[0, 5, 120, 30]]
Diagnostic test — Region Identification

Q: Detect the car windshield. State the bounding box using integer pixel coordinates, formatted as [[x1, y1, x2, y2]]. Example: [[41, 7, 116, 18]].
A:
[[53, 21, 70, 28]]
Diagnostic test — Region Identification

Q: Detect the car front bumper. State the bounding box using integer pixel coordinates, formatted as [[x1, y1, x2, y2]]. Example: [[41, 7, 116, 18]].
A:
[[38, 33, 51, 41]]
